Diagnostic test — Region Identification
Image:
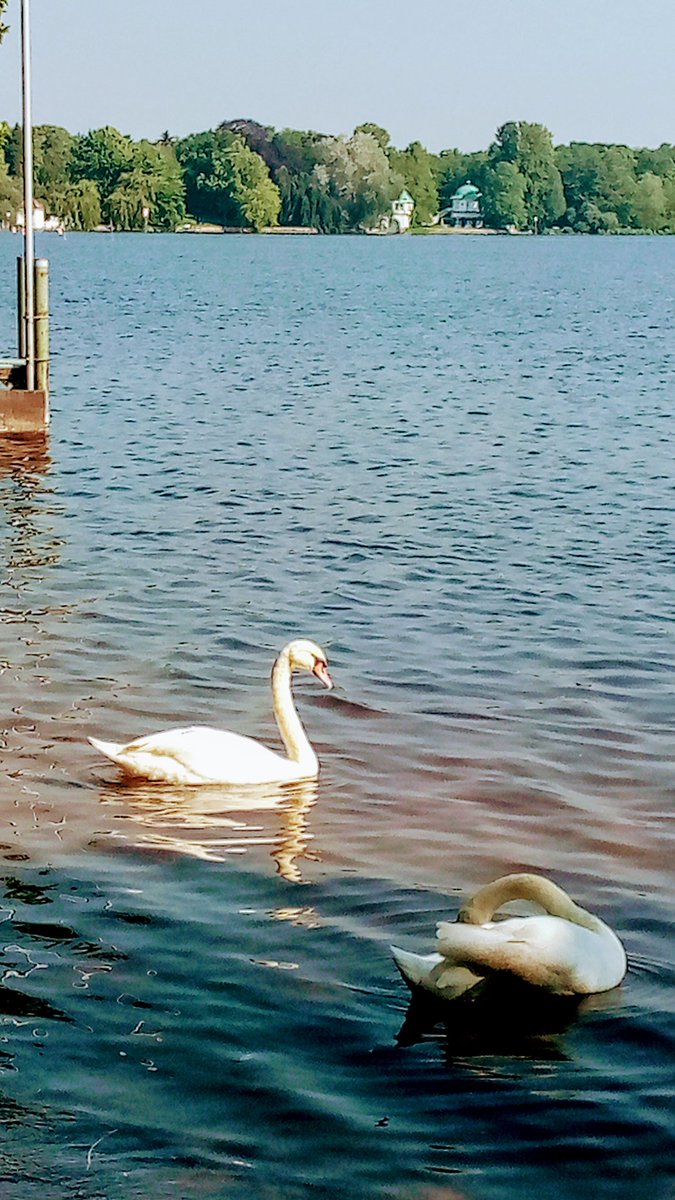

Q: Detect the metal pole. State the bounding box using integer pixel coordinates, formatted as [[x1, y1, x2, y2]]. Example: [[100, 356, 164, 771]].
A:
[[34, 258, 49, 394], [21, 0, 35, 390], [16, 255, 26, 359]]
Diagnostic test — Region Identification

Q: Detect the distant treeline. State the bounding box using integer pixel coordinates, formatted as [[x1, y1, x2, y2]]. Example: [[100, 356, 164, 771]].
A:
[[1, 117, 674, 234]]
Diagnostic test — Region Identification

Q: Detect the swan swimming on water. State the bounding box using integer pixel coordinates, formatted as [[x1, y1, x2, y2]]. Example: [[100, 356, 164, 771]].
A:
[[391, 873, 627, 1000], [88, 638, 333, 786]]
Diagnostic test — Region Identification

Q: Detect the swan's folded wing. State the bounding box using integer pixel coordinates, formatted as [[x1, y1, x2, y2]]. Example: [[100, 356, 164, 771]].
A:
[[435, 918, 580, 992], [121, 726, 223, 761], [115, 725, 289, 784]]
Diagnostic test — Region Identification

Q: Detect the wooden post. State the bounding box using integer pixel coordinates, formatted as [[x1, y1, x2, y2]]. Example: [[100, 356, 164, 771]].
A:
[[16, 255, 26, 360], [34, 258, 49, 395]]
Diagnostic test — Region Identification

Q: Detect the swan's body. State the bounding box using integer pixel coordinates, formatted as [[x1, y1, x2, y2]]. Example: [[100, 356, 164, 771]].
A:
[[89, 639, 333, 786], [392, 874, 626, 1000]]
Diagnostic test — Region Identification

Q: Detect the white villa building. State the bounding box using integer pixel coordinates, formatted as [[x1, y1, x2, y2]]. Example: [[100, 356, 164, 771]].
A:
[[376, 189, 415, 234]]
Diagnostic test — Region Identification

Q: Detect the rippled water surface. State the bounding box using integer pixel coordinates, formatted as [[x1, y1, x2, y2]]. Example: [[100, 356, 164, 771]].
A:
[[0, 232, 673, 1199]]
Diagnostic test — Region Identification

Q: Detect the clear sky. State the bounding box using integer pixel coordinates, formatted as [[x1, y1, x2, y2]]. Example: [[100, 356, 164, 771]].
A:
[[0, 0, 672, 152]]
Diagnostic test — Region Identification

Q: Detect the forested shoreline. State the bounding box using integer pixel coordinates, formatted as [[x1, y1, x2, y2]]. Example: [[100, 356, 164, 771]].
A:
[[1, 116, 674, 234]]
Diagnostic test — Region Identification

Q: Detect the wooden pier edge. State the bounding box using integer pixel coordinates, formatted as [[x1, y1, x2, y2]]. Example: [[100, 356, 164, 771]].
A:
[[0, 388, 49, 433]]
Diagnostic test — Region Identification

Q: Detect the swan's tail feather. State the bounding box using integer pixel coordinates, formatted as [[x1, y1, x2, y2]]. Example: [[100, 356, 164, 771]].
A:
[[88, 735, 126, 762], [88, 736, 149, 777], [391, 947, 438, 990], [392, 945, 483, 1001]]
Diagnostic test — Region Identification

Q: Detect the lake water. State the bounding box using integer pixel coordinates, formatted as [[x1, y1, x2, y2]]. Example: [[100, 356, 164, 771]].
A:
[[0, 231, 673, 1200]]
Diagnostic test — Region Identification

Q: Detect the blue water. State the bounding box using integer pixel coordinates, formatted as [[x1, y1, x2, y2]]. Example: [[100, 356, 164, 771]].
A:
[[0, 232, 673, 1199]]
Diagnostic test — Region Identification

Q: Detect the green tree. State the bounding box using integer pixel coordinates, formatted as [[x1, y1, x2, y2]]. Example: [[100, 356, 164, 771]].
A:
[[314, 131, 397, 229], [107, 141, 185, 230], [55, 179, 102, 231], [35, 126, 75, 203], [269, 129, 346, 229], [0, 170, 21, 224], [0, 120, 9, 164], [556, 143, 638, 230], [0, 0, 8, 42], [8, 125, 75, 205], [598, 146, 637, 226], [481, 161, 527, 228], [354, 123, 391, 151], [176, 129, 231, 219], [490, 121, 565, 229], [195, 136, 280, 229], [270, 128, 322, 175], [70, 126, 133, 211], [0, 121, 19, 224], [218, 118, 281, 172], [631, 172, 666, 230], [635, 144, 675, 177], [274, 164, 345, 231]]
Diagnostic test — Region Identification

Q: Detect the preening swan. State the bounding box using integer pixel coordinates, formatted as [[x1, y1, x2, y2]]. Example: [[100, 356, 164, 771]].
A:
[[391, 873, 626, 999], [88, 639, 333, 786]]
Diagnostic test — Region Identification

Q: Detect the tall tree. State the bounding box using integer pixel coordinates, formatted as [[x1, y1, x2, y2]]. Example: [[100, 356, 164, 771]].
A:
[[555, 143, 638, 230], [56, 179, 102, 231], [176, 129, 242, 219], [635, 144, 675, 177], [480, 161, 527, 228], [314, 131, 397, 229], [70, 127, 133, 206], [268, 129, 346, 229], [0, 168, 21, 224], [107, 141, 185, 230], [0, 119, 19, 222], [218, 118, 282, 173], [489, 121, 565, 229], [354, 123, 391, 151], [194, 136, 280, 230], [631, 172, 666, 230]]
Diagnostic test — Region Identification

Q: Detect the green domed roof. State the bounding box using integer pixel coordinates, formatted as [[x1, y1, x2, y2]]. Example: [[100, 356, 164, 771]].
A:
[[452, 181, 481, 199]]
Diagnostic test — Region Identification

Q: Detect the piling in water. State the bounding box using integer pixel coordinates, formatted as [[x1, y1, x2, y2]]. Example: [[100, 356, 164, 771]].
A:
[[34, 258, 49, 394]]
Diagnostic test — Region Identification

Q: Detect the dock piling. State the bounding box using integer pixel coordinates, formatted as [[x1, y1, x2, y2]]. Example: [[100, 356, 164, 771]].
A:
[[0, 0, 49, 433], [34, 258, 49, 394]]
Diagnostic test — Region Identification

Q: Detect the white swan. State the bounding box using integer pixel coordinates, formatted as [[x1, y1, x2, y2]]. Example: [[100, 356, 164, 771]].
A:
[[88, 639, 333, 786], [391, 873, 627, 1000]]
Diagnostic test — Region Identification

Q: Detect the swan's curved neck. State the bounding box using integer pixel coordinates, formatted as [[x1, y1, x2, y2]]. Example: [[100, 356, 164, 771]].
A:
[[458, 873, 598, 931], [271, 651, 318, 773]]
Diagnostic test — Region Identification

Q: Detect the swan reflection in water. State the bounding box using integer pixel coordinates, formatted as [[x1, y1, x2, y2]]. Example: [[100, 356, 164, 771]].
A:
[[396, 976, 625, 1063], [96, 776, 319, 882]]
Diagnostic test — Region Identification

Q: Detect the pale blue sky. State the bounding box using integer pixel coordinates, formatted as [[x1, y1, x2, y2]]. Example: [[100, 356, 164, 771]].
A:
[[0, 0, 672, 151]]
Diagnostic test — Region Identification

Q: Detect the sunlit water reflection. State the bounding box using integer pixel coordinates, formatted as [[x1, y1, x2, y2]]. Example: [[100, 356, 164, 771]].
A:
[[0, 233, 673, 1199]]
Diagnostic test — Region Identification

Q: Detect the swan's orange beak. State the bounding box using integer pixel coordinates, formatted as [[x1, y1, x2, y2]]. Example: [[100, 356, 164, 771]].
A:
[[313, 660, 334, 690]]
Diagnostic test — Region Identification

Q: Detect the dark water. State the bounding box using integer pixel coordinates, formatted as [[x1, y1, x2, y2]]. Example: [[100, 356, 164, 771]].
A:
[[0, 232, 673, 1199]]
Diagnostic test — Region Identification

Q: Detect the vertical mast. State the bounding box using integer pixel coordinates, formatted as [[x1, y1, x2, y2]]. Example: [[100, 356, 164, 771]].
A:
[[21, 0, 35, 389]]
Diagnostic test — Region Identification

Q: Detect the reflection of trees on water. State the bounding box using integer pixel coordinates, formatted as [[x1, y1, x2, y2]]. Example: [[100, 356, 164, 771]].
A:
[[0, 436, 81, 824], [0, 434, 61, 686], [0, 436, 60, 590], [96, 777, 320, 882]]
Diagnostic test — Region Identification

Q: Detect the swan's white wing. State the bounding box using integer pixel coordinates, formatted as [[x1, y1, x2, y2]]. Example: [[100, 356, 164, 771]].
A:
[[90, 725, 301, 785], [436, 915, 626, 995]]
